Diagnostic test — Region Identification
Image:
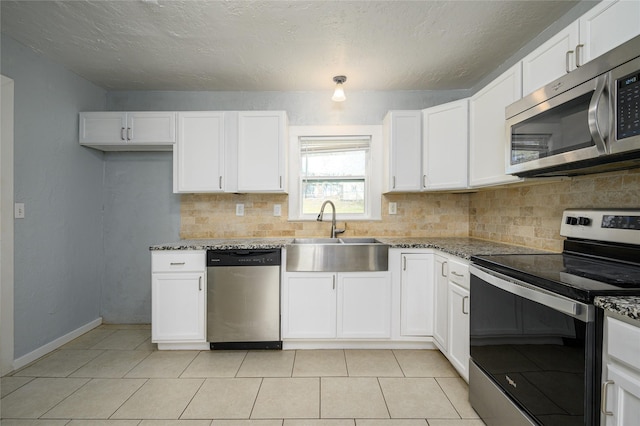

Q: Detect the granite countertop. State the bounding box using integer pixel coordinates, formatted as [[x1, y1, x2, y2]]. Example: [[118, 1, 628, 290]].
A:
[[595, 296, 640, 324], [150, 236, 548, 260]]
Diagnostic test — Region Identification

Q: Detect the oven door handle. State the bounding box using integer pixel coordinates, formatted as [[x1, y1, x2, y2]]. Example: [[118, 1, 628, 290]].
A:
[[470, 264, 594, 322]]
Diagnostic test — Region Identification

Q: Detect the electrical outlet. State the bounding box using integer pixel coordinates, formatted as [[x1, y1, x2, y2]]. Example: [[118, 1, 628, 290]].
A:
[[236, 203, 245, 216], [389, 202, 397, 215], [273, 204, 282, 217], [14, 203, 25, 219]]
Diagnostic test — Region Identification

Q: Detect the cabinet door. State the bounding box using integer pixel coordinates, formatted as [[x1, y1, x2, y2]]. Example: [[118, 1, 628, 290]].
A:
[[603, 363, 640, 426], [433, 255, 449, 351], [448, 282, 470, 382], [237, 111, 287, 192], [422, 100, 468, 190], [400, 253, 435, 337], [79, 112, 126, 145], [383, 111, 422, 192], [283, 273, 336, 338], [469, 63, 523, 188], [174, 112, 225, 193], [127, 112, 176, 145], [522, 23, 579, 96], [338, 272, 391, 339], [579, 0, 640, 66], [151, 272, 205, 342]]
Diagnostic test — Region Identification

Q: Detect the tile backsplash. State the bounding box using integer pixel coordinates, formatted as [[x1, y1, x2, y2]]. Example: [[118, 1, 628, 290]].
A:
[[181, 169, 639, 252], [469, 168, 640, 252]]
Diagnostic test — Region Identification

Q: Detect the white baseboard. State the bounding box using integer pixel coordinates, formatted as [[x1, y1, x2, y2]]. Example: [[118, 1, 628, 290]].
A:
[[12, 317, 103, 371], [282, 340, 437, 350]]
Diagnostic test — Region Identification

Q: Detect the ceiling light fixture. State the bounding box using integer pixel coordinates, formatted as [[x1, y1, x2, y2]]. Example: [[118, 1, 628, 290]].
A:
[[331, 75, 347, 102]]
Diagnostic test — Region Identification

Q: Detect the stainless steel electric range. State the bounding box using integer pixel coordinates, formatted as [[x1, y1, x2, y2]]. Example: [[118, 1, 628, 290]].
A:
[[469, 209, 640, 426]]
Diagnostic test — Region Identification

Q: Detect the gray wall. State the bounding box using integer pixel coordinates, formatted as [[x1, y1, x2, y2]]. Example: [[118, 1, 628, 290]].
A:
[[1, 36, 106, 357], [101, 152, 180, 323]]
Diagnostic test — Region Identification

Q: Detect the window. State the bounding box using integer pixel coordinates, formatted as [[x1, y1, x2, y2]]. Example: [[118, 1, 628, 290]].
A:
[[288, 125, 382, 221]]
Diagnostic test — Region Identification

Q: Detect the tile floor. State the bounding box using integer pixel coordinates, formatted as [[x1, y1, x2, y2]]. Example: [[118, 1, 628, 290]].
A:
[[1, 324, 485, 426]]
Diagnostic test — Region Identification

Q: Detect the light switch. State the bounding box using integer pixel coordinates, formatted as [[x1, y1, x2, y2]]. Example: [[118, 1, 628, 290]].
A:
[[14, 203, 25, 219], [236, 203, 245, 216], [389, 202, 397, 215]]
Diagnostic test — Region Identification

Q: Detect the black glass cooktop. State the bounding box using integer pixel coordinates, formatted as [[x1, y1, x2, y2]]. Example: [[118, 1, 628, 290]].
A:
[[472, 253, 640, 303]]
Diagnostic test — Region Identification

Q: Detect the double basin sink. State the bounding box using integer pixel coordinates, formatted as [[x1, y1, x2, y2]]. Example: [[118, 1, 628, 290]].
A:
[[286, 238, 389, 272]]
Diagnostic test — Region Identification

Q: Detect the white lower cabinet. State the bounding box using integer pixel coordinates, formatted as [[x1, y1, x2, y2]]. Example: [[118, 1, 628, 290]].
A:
[[400, 253, 435, 337], [602, 315, 640, 425], [434, 253, 470, 381], [283, 271, 391, 340], [339, 272, 392, 339], [151, 251, 207, 349], [283, 272, 337, 339], [448, 281, 470, 381], [433, 255, 449, 350]]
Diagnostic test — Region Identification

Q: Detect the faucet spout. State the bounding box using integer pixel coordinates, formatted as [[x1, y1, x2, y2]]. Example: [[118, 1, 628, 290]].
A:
[[317, 200, 345, 238]]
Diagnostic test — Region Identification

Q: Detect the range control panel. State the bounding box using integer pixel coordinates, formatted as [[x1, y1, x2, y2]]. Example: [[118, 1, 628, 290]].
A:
[[561, 209, 640, 245]]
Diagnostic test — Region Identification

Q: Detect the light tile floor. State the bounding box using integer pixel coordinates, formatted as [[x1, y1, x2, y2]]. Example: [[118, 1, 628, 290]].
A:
[[1, 325, 485, 426]]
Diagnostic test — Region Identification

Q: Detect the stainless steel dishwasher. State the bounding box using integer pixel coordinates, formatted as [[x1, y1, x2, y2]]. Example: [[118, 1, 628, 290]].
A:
[[206, 249, 282, 350]]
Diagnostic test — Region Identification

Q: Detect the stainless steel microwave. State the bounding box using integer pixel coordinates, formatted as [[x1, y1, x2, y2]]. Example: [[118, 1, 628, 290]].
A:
[[505, 35, 640, 177]]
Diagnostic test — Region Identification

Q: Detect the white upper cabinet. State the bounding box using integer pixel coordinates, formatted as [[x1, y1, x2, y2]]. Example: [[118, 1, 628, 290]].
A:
[[522, 0, 640, 97], [469, 63, 523, 188], [173, 112, 225, 193], [578, 0, 640, 66], [237, 111, 288, 193], [422, 99, 469, 190], [522, 24, 579, 96], [79, 112, 176, 151], [383, 111, 422, 192]]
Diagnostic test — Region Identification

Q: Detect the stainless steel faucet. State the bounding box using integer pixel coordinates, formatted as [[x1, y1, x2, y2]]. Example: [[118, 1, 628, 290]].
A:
[[317, 200, 345, 238]]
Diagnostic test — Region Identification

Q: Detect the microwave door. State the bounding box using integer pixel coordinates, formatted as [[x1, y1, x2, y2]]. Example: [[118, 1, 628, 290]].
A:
[[506, 75, 608, 176]]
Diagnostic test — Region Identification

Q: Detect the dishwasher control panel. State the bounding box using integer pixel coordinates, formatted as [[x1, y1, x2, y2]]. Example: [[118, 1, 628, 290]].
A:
[[207, 249, 281, 267]]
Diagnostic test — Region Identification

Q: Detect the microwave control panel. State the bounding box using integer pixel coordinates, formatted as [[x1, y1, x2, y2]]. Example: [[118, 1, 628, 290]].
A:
[[617, 70, 640, 140]]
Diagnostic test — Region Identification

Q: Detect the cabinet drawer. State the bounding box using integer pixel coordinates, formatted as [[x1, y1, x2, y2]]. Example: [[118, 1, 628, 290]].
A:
[[152, 251, 205, 273], [607, 316, 640, 370], [448, 259, 469, 289]]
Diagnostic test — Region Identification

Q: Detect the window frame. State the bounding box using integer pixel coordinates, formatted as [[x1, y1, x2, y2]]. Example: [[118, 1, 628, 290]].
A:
[[288, 125, 383, 221]]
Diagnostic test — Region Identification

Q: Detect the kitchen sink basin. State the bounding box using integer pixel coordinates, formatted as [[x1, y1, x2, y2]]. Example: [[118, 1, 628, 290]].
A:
[[286, 238, 388, 272]]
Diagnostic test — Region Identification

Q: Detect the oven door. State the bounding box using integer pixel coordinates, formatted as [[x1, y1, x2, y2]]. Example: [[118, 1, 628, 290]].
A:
[[506, 73, 610, 177], [469, 264, 599, 426]]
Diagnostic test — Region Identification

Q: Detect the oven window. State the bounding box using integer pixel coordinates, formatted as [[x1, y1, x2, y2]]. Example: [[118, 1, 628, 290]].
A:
[[511, 92, 594, 166], [470, 276, 590, 426]]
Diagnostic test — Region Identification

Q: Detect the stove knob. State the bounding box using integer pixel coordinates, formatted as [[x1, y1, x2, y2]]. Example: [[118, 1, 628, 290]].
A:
[[566, 216, 578, 225], [578, 217, 591, 226]]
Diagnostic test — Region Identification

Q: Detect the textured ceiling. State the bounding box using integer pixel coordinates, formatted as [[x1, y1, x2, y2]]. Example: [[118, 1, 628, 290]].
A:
[[1, 0, 579, 91]]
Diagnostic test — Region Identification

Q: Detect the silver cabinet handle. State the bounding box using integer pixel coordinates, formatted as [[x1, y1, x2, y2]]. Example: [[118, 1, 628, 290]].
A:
[[423, 175, 427, 188], [392, 176, 396, 189], [198, 276, 202, 291], [575, 44, 584, 67], [462, 295, 469, 315], [332, 275, 336, 290], [120, 127, 126, 141], [403, 256, 407, 271], [601, 380, 614, 416], [565, 50, 574, 73], [219, 176, 223, 189], [451, 271, 464, 278], [279, 175, 282, 189], [127, 127, 132, 140], [170, 262, 186, 266], [441, 261, 448, 277]]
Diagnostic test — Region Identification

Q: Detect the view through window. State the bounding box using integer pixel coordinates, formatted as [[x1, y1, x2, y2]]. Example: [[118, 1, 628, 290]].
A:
[[300, 136, 370, 216]]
